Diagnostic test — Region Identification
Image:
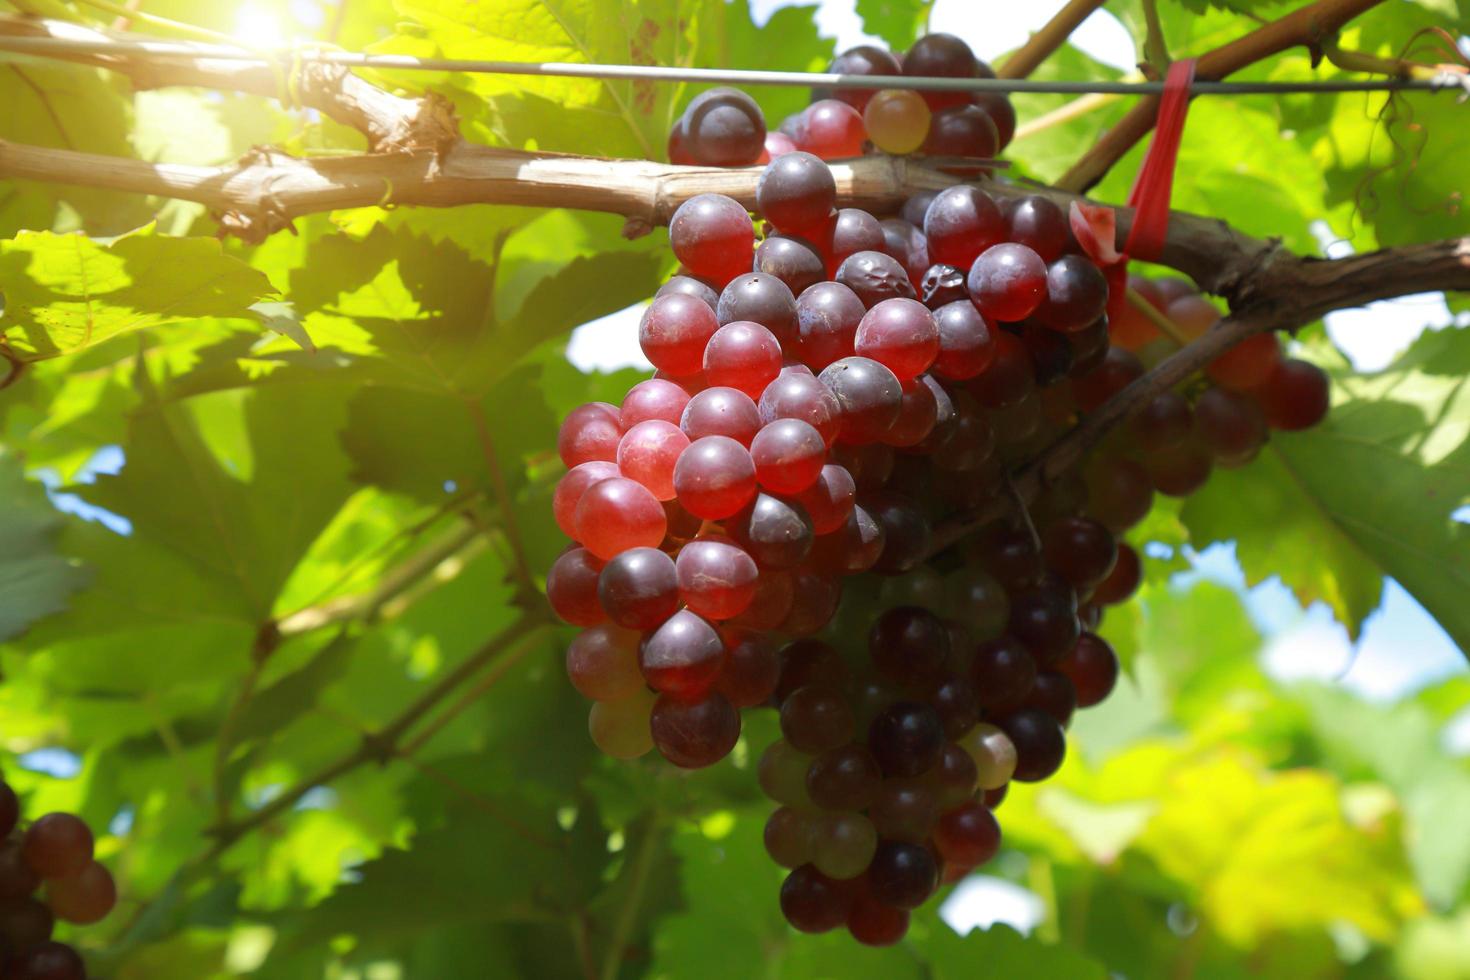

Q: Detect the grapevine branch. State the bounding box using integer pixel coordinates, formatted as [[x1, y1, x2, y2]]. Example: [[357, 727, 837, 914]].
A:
[[998, 0, 1111, 80]]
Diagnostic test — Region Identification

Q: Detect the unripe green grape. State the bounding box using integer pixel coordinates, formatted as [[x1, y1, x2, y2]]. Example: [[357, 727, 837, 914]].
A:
[[764, 806, 817, 869], [943, 568, 1009, 640], [863, 89, 931, 155], [588, 690, 656, 759], [759, 739, 815, 806], [959, 722, 1017, 789], [811, 811, 878, 879], [878, 565, 946, 610]]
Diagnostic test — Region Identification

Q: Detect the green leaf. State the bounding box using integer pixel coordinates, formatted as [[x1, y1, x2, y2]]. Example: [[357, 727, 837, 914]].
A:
[[0, 228, 275, 361], [0, 453, 90, 640], [76, 377, 356, 622], [854, 0, 933, 50]]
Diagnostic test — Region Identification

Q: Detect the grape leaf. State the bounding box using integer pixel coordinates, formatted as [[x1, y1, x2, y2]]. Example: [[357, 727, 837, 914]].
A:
[[0, 228, 275, 361], [854, 0, 933, 50], [0, 453, 90, 641]]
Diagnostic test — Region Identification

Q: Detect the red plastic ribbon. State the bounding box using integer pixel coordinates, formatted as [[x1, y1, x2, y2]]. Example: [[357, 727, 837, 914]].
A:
[[1069, 58, 1197, 325], [1124, 58, 1198, 261]]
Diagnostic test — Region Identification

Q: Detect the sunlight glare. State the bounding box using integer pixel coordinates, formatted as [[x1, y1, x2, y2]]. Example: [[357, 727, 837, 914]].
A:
[[234, 3, 284, 47]]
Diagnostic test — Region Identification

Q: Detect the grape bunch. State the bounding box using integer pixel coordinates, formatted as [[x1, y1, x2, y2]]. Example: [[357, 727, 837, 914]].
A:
[[549, 143, 1329, 943], [668, 33, 1015, 167], [0, 778, 116, 978]]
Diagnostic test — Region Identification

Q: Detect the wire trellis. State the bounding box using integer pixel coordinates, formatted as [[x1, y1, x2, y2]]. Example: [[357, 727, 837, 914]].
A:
[[1, 34, 1465, 97]]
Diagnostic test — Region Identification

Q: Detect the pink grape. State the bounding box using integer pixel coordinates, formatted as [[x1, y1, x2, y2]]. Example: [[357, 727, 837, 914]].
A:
[[854, 298, 939, 380], [758, 371, 842, 446], [640, 293, 720, 376], [680, 386, 763, 445], [800, 100, 867, 159], [967, 243, 1047, 322], [703, 321, 783, 398], [795, 281, 865, 371], [557, 402, 621, 468], [566, 625, 645, 701], [552, 460, 619, 539], [750, 419, 828, 493], [621, 378, 693, 429], [669, 193, 755, 284], [923, 185, 1004, 270], [673, 435, 759, 519], [574, 477, 667, 560], [617, 420, 690, 501], [819, 357, 904, 444], [676, 537, 760, 619]]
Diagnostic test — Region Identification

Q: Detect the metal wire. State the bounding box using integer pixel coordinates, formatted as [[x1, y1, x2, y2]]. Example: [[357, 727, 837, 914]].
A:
[[0, 34, 1459, 95]]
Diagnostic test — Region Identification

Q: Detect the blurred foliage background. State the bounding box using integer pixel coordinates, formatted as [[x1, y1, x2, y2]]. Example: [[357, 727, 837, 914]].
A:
[[0, 0, 1467, 976]]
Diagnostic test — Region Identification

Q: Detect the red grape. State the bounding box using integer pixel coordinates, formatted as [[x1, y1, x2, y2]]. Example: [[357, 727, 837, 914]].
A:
[[754, 235, 826, 296], [1090, 542, 1141, 606], [968, 331, 1034, 408], [547, 547, 607, 626], [679, 87, 766, 166], [795, 281, 865, 370], [973, 90, 1017, 149], [795, 463, 858, 534], [903, 32, 979, 109], [855, 298, 939, 380], [868, 701, 944, 778], [750, 418, 827, 493], [848, 892, 910, 946], [726, 568, 795, 631], [970, 635, 1037, 710], [650, 691, 741, 767], [669, 193, 755, 283], [1072, 347, 1143, 411], [807, 744, 883, 810], [1005, 194, 1068, 262], [1145, 438, 1213, 496], [730, 492, 815, 569], [1056, 631, 1120, 707], [717, 272, 798, 344], [923, 186, 1004, 269], [823, 45, 903, 110], [1208, 331, 1281, 391], [827, 208, 887, 273], [934, 801, 1001, 867], [930, 300, 995, 380], [640, 609, 726, 700], [715, 631, 780, 706], [1038, 255, 1109, 332], [758, 371, 841, 446], [12, 941, 83, 980], [819, 356, 904, 444], [1085, 455, 1153, 533], [923, 103, 999, 158], [781, 864, 854, 932], [867, 840, 937, 909], [781, 685, 854, 754], [656, 275, 719, 313], [869, 607, 947, 684], [1259, 357, 1330, 431], [44, 861, 115, 926], [800, 100, 867, 159], [597, 546, 679, 629], [22, 814, 92, 879], [766, 807, 816, 868], [836, 251, 917, 309], [1194, 386, 1266, 465], [1042, 516, 1117, 592], [999, 708, 1066, 781]]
